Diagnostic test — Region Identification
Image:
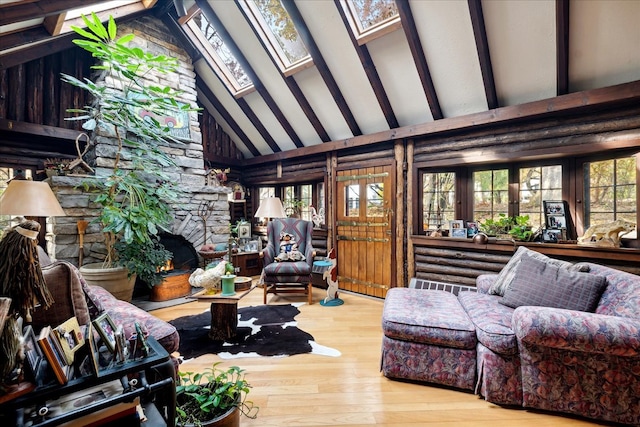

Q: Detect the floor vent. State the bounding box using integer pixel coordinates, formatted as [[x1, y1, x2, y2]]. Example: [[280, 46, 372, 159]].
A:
[[408, 278, 477, 295]]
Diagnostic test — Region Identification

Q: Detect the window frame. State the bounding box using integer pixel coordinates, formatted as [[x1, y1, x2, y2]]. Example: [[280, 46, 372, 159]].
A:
[[239, 0, 314, 77], [339, 0, 402, 46]]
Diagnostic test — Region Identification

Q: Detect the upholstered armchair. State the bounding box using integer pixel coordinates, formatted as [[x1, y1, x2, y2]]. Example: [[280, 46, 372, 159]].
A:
[[261, 218, 315, 305]]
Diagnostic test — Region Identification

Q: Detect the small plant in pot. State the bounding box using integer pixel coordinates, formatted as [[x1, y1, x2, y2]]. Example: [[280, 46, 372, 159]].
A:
[[176, 363, 258, 427], [62, 14, 197, 298]]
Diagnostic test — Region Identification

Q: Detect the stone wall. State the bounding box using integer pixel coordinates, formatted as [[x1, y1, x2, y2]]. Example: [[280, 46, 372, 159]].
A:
[[47, 16, 230, 267]]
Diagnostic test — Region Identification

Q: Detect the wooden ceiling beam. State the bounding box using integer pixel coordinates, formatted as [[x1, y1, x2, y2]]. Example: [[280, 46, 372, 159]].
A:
[[0, 0, 106, 26], [556, 0, 570, 96], [242, 80, 640, 166], [197, 0, 300, 151], [282, 0, 362, 136], [396, 0, 443, 120], [234, 2, 331, 143], [334, 0, 398, 129], [467, 0, 498, 110]]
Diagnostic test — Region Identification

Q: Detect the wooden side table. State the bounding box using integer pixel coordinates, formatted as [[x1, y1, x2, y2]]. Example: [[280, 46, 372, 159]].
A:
[[191, 286, 256, 341]]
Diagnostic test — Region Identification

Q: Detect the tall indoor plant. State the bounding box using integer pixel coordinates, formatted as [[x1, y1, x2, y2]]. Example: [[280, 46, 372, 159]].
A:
[[62, 13, 195, 299]]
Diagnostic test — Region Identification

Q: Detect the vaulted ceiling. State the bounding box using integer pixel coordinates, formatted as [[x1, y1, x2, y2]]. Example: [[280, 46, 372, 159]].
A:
[[2, 0, 639, 161]]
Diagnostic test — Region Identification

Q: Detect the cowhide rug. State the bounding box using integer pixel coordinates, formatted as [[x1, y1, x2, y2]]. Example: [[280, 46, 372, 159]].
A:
[[170, 303, 341, 360]]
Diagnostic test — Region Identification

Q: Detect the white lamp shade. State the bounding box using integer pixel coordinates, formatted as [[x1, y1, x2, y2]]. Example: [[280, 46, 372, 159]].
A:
[[0, 180, 66, 217], [254, 197, 286, 219]]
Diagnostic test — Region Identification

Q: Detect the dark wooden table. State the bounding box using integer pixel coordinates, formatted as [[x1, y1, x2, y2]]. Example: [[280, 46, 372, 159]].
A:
[[191, 285, 256, 341]]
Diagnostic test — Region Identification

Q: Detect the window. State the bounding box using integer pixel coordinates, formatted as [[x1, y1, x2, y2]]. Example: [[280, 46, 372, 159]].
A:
[[584, 155, 637, 233], [422, 172, 455, 230], [185, 11, 254, 96], [258, 182, 324, 225], [240, 0, 312, 76], [340, 0, 401, 45], [519, 165, 562, 230], [472, 169, 508, 224]]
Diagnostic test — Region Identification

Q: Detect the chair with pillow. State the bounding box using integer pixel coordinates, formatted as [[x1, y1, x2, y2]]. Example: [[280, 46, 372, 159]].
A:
[[261, 218, 315, 305]]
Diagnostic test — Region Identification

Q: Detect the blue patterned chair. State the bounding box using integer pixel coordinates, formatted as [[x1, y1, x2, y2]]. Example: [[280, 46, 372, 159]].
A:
[[261, 218, 315, 305]]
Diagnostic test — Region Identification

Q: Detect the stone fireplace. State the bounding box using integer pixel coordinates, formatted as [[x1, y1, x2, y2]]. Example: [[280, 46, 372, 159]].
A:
[[45, 17, 231, 269]]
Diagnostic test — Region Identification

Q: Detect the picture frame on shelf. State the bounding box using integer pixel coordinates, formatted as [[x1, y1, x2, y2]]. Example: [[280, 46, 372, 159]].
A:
[[451, 227, 467, 238], [92, 313, 117, 353], [22, 325, 45, 383], [449, 220, 464, 236], [466, 221, 479, 237], [542, 228, 562, 243], [54, 317, 84, 365], [37, 326, 71, 385]]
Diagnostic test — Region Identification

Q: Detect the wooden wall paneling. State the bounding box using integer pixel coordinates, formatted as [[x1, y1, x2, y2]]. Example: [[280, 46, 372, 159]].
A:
[[394, 140, 404, 289], [25, 58, 43, 124], [58, 52, 74, 129], [413, 246, 512, 286], [0, 69, 7, 119], [406, 139, 415, 283], [8, 64, 25, 121], [43, 56, 60, 127]]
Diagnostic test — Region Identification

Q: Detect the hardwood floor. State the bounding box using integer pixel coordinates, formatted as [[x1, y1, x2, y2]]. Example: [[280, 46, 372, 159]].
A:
[[151, 287, 610, 427]]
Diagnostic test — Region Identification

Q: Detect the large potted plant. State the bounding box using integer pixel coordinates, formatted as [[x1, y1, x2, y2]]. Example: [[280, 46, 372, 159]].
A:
[[62, 13, 195, 300], [176, 363, 258, 427]]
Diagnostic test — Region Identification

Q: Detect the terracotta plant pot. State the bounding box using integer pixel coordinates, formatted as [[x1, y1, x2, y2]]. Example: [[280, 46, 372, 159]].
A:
[[79, 263, 136, 302]]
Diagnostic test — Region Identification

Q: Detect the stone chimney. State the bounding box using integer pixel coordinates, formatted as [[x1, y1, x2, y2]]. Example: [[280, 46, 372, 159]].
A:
[[47, 16, 230, 267]]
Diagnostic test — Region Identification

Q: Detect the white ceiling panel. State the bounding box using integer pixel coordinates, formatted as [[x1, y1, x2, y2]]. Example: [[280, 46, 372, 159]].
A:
[[195, 60, 271, 156], [369, 28, 432, 127], [296, 0, 389, 135], [293, 66, 354, 142], [210, 2, 323, 146], [482, 0, 556, 107], [243, 90, 299, 152], [569, 0, 640, 92], [411, 0, 488, 118]]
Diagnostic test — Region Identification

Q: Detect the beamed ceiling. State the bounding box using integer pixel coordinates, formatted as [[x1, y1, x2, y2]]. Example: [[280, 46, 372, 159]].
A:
[[1, 0, 639, 163]]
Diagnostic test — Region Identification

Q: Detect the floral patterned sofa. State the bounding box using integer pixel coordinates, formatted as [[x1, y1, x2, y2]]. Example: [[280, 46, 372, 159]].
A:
[[381, 246, 640, 425], [31, 250, 179, 356]]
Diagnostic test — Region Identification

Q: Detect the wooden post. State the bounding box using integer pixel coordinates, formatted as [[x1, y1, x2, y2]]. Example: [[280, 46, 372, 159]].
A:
[[208, 301, 238, 341]]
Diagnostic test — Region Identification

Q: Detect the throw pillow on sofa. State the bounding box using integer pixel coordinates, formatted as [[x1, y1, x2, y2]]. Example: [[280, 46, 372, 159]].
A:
[[499, 254, 607, 312], [489, 246, 590, 296]]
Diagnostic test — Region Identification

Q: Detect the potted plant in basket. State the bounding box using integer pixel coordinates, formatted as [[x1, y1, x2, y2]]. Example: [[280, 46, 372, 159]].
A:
[[62, 13, 197, 300], [176, 363, 258, 427]]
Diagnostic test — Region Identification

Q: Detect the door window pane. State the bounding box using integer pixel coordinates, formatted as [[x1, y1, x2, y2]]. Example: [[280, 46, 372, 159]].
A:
[[366, 183, 384, 217], [345, 184, 360, 217]]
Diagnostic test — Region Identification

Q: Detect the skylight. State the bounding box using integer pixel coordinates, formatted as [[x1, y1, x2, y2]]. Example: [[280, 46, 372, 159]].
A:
[[240, 0, 312, 76], [185, 11, 254, 96], [341, 0, 401, 45]]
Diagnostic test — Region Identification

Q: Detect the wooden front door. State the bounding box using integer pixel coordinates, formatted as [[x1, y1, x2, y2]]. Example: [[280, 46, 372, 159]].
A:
[[336, 165, 394, 298]]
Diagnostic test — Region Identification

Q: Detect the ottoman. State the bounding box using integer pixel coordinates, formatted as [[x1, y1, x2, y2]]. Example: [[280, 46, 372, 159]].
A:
[[381, 288, 478, 390]]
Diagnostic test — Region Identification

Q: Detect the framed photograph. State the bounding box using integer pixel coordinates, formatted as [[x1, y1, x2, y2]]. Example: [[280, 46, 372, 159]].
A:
[[544, 201, 565, 215], [448, 220, 464, 236], [547, 215, 567, 229], [92, 313, 117, 353], [54, 317, 84, 365], [237, 223, 251, 239], [37, 326, 70, 385], [542, 229, 562, 243], [451, 227, 467, 238], [466, 221, 479, 237], [22, 325, 44, 382]]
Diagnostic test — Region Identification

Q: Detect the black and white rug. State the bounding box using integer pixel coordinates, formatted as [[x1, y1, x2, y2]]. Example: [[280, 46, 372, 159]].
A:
[[169, 303, 341, 360]]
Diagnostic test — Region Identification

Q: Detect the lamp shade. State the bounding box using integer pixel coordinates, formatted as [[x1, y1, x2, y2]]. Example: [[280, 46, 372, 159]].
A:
[[254, 197, 286, 219], [0, 180, 66, 217]]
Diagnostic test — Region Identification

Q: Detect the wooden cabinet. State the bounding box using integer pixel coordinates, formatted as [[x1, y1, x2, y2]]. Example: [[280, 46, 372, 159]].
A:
[[232, 251, 263, 277]]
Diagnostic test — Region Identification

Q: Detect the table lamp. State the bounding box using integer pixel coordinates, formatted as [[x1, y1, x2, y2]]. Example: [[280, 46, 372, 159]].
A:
[[0, 179, 66, 217], [254, 197, 286, 221]]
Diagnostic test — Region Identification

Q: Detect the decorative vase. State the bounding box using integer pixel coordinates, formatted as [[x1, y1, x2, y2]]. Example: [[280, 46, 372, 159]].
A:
[[221, 275, 236, 296], [79, 263, 136, 302]]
